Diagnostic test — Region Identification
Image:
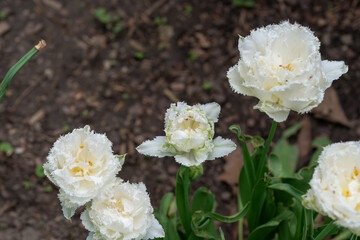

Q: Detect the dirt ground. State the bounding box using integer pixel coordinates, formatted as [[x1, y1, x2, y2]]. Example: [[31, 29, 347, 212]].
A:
[[0, 0, 359, 239]]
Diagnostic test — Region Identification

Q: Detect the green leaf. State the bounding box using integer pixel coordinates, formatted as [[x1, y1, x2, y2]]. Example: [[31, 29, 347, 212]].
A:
[[272, 139, 299, 177], [268, 183, 303, 202], [241, 138, 255, 187], [314, 221, 339, 240], [232, 0, 255, 8], [260, 189, 276, 224], [160, 192, 173, 217], [191, 211, 218, 239], [350, 234, 359, 240], [282, 122, 302, 139], [281, 178, 310, 194], [202, 81, 212, 91], [303, 209, 314, 240], [219, 228, 225, 240], [248, 210, 293, 240], [35, 164, 45, 178], [311, 137, 332, 148], [229, 125, 243, 141], [250, 136, 265, 149], [270, 123, 301, 178], [247, 179, 268, 231], [0, 142, 12, 156], [191, 187, 215, 214], [135, 51, 145, 60], [0, 43, 41, 103], [239, 166, 252, 206], [291, 201, 304, 240], [207, 202, 250, 223]]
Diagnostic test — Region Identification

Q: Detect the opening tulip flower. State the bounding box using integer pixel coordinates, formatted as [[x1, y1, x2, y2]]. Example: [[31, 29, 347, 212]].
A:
[[136, 102, 236, 166], [227, 21, 348, 122], [44, 125, 125, 219], [81, 178, 164, 240], [303, 142, 360, 236]]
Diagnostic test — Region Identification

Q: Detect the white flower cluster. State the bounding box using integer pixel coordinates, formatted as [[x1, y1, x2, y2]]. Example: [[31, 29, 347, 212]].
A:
[[136, 102, 236, 166], [227, 21, 348, 122], [303, 142, 360, 235], [44, 126, 164, 240]]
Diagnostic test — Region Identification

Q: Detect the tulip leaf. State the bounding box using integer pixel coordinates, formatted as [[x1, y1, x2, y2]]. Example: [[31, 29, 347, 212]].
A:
[[350, 234, 359, 240], [0, 41, 45, 103], [207, 202, 250, 223], [247, 179, 268, 231], [313, 221, 339, 240], [270, 123, 301, 178], [191, 210, 218, 239], [159, 192, 173, 217], [311, 137, 332, 148], [191, 187, 216, 214], [268, 183, 303, 202], [247, 210, 293, 240]]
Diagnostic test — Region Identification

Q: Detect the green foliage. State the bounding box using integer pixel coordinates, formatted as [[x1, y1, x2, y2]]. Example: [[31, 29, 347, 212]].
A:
[[154, 17, 167, 26], [134, 51, 145, 60], [23, 181, 32, 190], [45, 185, 53, 193], [270, 122, 301, 178], [0, 142, 12, 156], [202, 81, 212, 91], [0, 11, 8, 20], [94, 8, 123, 39], [81, 109, 89, 118], [184, 5, 193, 16], [62, 124, 70, 132], [0, 44, 41, 103], [232, 0, 256, 8], [157, 42, 165, 50], [155, 122, 337, 240], [121, 93, 130, 100], [35, 164, 45, 178], [188, 51, 198, 61]]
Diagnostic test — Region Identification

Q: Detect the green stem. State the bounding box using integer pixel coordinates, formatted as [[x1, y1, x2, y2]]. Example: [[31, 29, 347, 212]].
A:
[[0, 40, 46, 103], [175, 166, 192, 236], [238, 165, 244, 240], [256, 121, 277, 179]]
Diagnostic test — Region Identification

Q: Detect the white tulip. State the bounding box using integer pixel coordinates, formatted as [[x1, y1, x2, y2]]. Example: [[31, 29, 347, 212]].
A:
[[136, 102, 236, 166], [303, 142, 360, 235], [227, 21, 348, 122], [81, 179, 164, 240], [44, 125, 124, 219]]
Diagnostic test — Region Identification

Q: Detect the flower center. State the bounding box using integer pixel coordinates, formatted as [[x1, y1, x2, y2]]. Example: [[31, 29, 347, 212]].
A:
[[279, 64, 293, 71], [71, 145, 94, 177]]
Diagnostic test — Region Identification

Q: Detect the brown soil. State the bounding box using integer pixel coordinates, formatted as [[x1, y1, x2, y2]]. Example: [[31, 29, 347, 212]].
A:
[[0, 0, 359, 239]]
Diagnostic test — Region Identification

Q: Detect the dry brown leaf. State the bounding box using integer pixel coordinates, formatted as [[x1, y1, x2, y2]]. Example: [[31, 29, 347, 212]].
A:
[[29, 109, 45, 125], [297, 116, 312, 167], [312, 87, 350, 127], [218, 147, 243, 194]]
